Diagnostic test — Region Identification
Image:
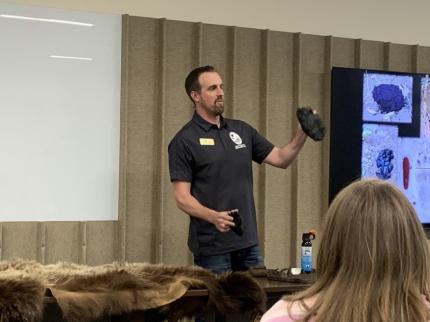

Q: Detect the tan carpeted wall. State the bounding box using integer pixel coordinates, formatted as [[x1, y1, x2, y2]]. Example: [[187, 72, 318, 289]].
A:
[[1, 15, 430, 267]]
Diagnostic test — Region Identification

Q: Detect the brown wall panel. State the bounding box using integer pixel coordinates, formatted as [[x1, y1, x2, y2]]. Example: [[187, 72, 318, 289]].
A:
[[321, 37, 332, 229], [388, 43, 413, 72], [332, 37, 356, 68], [201, 24, 233, 117], [85, 221, 116, 265], [201, 24, 230, 75], [233, 28, 263, 122], [417, 47, 430, 73], [360, 40, 385, 70], [302, 34, 327, 74], [161, 20, 196, 265], [294, 72, 326, 265], [2, 223, 38, 260], [44, 222, 80, 264], [233, 28, 265, 232], [123, 16, 161, 262], [263, 31, 296, 267]]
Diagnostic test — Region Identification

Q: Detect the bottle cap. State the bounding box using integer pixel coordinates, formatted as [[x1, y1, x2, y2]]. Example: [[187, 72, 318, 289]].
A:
[[302, 230, 316, 241]]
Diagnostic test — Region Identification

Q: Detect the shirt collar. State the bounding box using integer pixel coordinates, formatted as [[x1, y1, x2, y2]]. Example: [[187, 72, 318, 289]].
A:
[[192, 111, 227, 131]]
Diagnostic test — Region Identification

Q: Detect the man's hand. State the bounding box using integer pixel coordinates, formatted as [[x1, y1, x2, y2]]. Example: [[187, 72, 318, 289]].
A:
[[211, 209, 237, 232]]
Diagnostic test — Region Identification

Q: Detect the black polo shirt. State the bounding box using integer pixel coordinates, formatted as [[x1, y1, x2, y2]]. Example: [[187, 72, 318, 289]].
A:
[[168, 112, 274, 256]]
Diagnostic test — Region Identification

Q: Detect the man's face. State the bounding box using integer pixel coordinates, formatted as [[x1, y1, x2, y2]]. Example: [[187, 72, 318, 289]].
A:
[[193, 72, 224, 116]]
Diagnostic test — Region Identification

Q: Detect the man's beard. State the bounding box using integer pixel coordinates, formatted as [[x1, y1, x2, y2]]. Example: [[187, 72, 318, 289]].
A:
[[203, 100, 224, 116]]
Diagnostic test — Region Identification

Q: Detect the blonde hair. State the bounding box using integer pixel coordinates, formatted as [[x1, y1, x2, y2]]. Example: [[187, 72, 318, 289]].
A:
[[286, 179, 430, 322]]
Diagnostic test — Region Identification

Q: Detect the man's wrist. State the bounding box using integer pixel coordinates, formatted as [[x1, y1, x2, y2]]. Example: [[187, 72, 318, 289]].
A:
[[205, 209, 217, 224]]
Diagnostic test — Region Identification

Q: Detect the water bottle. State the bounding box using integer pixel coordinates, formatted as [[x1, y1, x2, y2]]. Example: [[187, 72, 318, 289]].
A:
[[301, 230, 316, 273]]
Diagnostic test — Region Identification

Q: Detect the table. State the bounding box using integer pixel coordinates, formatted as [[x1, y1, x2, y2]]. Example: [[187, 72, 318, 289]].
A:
[[41, 277, 312, 322]]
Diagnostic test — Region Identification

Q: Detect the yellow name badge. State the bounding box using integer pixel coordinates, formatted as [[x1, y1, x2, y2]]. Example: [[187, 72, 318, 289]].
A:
[[199, 138, 215, 145]]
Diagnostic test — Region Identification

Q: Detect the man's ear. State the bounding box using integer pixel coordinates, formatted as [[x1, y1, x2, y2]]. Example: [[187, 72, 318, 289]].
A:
[[190, 91, 200, 103]]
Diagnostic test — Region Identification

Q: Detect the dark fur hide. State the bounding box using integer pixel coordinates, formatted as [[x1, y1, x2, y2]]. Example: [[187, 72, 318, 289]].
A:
[[0, 272, 45, 322], [0, 260, 266, 322]]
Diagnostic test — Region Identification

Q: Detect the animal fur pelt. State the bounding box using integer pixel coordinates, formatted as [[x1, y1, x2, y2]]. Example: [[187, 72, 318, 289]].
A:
[[0, 260, 266, 322]]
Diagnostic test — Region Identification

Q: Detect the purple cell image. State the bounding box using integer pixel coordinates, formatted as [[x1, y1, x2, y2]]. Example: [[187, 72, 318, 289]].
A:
[[362, 123, 398, 182], [375, 148, 394, 180], [363, 73, 413, 123], [373, 84, 405, 113]]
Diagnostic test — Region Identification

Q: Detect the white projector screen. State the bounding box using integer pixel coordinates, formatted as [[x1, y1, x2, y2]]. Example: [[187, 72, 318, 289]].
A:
[[0, 4, 121, 221]]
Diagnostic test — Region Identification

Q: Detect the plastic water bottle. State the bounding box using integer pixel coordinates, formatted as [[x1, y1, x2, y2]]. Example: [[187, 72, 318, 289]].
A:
[[301, 230, 316, 273]]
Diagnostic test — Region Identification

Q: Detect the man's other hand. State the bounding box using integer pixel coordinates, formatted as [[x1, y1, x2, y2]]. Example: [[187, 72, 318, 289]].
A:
[[212, 209, 237, 232]]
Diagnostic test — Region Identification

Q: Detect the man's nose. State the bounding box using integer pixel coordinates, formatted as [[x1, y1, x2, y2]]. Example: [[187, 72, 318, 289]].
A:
[[216, 87, 224, 96]]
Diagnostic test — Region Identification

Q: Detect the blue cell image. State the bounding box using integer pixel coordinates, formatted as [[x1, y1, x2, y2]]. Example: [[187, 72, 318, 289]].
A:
[[361, 123, 398, 181], [363, 73, 412, 123], [375, 148, 394, 180], [372, 84, 405, 114]]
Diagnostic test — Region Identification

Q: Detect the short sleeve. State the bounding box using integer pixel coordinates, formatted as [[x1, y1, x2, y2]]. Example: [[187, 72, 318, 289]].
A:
[[249, 125, 274, 164], [168, 136, 194, 182]]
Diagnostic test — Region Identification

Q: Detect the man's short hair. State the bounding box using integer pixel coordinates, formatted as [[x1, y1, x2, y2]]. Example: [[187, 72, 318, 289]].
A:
[[185, 65, 216, 103]]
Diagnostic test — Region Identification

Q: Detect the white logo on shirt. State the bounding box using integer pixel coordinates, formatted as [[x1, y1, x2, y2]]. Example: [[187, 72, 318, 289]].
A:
[[229, 131, 246, 150]]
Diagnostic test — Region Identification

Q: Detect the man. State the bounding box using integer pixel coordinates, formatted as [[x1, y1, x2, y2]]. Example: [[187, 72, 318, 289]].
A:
[[168, 65, 307, 274]]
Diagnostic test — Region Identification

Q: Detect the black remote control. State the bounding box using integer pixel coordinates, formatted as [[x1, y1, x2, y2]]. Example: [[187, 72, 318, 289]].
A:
[[230, 210, 243, 236]]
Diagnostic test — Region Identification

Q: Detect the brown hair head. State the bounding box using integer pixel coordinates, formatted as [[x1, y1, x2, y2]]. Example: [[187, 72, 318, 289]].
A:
[[184, 65, 216, 103], [287, 179, 430, 322]]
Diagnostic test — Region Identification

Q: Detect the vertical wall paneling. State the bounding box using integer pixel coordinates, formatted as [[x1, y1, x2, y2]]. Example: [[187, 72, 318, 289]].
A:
[[297, 34, 326, 265], [161, 20, 196, 266], [384, 42, 392, 70], [125, 16, 160, 263], [418, 47, 430, 73], [200, 24, 230, 79], [85, 222, 116, 265], [360, 41, 385, 70], [194, 22, 203, 66], [234, 27, 263, 232], [79, 222, 87, 264], [2, 223, 38, 260], [262, 31, 295, 268], [331, 37, 355, 68], [186, 21, 204, 265], [355, 39, 363, 69], [227, 26, 237, 118], [152, 18, 167, 263], [413, 45, 420, 73], [289, 32, 302, 266], [257, 29, 270, 256], [43, 223, 80, 264], [321, 36, 333, 220], [118, 14, 130, 262], [388, 44, 413, 72], [37, 222, 46, 264], [0, 224, 2, 260]]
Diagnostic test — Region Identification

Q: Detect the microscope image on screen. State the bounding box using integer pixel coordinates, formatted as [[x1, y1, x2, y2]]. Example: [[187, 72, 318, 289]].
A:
[[421, 77, 430, 138], [331, 68, 430, 227], [363, 72, 413, 123], [362, 124, 398, 181], [361, 76, 430, 224]]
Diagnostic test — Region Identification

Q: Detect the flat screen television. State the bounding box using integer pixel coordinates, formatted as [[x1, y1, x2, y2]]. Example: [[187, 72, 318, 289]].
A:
[[330, 67, 430, 229]]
